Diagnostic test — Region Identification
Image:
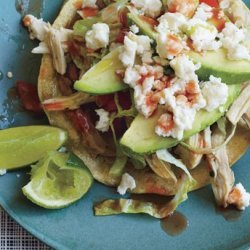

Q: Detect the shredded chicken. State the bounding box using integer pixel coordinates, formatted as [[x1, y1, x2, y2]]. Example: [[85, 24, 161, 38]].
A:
[[47, 29, 67, 75], [175, 133, 204, 169], [204, 126, 235, 207], [241, 108, 250, 129], [227, 84, 250, 125], [43, 92, 96, 111], [146, 154, 177, 184]]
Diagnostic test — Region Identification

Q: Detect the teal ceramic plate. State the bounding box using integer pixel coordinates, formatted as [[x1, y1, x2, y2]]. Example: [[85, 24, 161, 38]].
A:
[[0, 1, 250, 249]]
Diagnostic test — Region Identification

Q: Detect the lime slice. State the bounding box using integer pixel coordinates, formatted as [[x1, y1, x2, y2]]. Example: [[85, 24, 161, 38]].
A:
[[22, 152, 93, 209], [0, 126, 67, 170]]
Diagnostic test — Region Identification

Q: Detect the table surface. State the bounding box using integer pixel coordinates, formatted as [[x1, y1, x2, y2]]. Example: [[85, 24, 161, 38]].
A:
[[0, 207, 50, 250]]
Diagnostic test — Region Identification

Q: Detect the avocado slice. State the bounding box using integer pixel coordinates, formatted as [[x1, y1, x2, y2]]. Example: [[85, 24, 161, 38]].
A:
[[120, 84, 241, 155], [74, 48, 127, 94], [127, 12, 250, 84]]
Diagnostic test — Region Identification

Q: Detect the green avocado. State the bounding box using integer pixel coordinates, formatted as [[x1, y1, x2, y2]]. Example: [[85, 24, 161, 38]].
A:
[[120, 84, 241, 155], [127, 12, 250, 84], [74, 48, 127, 94]]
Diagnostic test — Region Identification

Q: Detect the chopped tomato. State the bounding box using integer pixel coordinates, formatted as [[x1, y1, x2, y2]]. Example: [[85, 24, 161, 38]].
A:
[[96, 92, 132, 112], [80, 7, 99, 18], [118, 8, 129, 28], [16, 81, 43, 113], [96, 94, 117, 112], [112, 117, 127, 137], [66, 63, 79, 82], [67, 109, 90, 133], [199, 0, 219, 8], [67, 40, 81, 57], [115, 28, 129, 43], [117, 91, 132, 110], [140, 15, 158, 27], [209, 8, 226, 32]]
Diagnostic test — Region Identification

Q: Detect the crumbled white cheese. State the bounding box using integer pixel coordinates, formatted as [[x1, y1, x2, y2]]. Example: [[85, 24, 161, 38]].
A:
[[130, 24, 139, 34], [187, 19, 222, 52], [221, 22, 246, 44], [228, 183, 250, 210], [223, 42, 250, 61], [95, 109, 110, 132], [85, 23, 110, 51], [82, 0, 97, 8], [119, 32, 153, 66], [123, 67, 141, 87], [119, 36, 137, 67], [0, 169, 7, 176], [155, 104, 197, 140], [170, 54, 200, 82], [220, 22, 250, 61], [23, 15, 49, 41], [157, 12, 187, 34], [129, 32, 153, 56], [156, 32, 184, 60], [7, 72, 13, 79], [193, 3, 213, 21], [131, 0, 162, 18], [201, 75, 228, 112], [117, 173, 136, 195], [134, 84, 155, 118]]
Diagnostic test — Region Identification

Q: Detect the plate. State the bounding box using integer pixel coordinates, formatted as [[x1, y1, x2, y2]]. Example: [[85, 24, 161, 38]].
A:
[[0, 1, 250, 249]]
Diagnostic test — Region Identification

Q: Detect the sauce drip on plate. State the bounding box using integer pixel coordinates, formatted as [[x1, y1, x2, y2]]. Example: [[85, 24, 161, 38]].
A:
[[161, 211, 188, 237]]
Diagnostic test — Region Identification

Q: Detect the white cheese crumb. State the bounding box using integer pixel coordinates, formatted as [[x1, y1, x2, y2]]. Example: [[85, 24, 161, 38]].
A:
[[95, 108, 110, 132], [130, 24, 139, 34], [131, 0, 162, 18], [193, 3, 213, 21], [119, 36, 137, 67], [170, 54, 200, 82], [119, 32, 153, 66], [0, 169, 7, 176], [187, 19, 222, 52], [7, 72, 13, 79], [85, 23, 110, 51], [82, 0, 97, 8], [156, 32, 184, 60], [220, 22, 250, 61], [117, 173, 136, 195], [157, 12, 187, 34], [201, 75, 228, 112], [123, 67, 141, 87], [228, 183, 250, 210]]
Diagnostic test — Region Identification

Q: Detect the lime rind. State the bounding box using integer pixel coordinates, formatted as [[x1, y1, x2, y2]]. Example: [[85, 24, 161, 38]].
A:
[[22, 152, 93, 209]]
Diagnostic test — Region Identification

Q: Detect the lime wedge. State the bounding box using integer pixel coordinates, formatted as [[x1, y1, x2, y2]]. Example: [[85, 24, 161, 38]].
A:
[[0, 126, 67, 170], [22, 152, 93, 209]]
